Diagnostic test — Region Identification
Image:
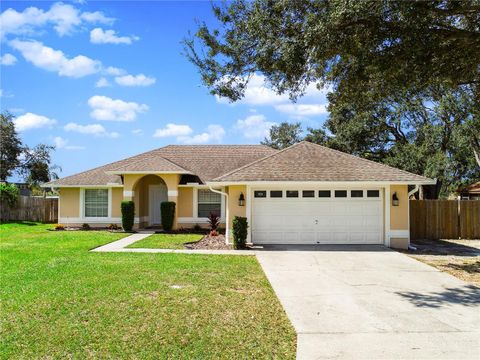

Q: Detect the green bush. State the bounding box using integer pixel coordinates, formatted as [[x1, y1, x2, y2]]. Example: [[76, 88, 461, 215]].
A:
[[0, 183, 19, 207], [232, 216, 248, 249], [161, 201, 176, 231], [81, 223, 91, 230], [121, 201, 135, 231]]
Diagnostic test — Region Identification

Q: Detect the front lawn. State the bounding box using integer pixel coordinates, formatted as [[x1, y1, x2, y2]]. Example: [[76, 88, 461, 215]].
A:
[[0, 222, 296, 359], [127, 233, 203, 249]]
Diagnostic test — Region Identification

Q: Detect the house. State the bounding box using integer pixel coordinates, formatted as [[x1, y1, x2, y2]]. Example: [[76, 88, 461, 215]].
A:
[[457, 182, 480, 200], [44, 141, 435, 249]]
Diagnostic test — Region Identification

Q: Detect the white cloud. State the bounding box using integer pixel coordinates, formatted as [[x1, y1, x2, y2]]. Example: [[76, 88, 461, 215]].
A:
[[274, 104, 328, 117], [14, 112, 57, 131], [115, 74, 156, 87], [53, 136, 84, 150], [132, 129, 143, 136], [0, 89, 14, 98], [95, 77, 111, 88], [153, 123, 193, 138], [235, 114, 276, 139], [9, 39, 100, 78], [87, 95, 148, 121], [64, 122, 119, 138], [0, 53, 17, 65], [90, 27, 139, 45], [104, 66, 125, 76], [0, 2, 114, 38], [216, 74, 330, 117], [178, 125, 225, 144]]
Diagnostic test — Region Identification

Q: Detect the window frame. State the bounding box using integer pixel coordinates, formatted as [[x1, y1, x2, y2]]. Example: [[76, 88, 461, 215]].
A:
[[196, 188, 222, 218], [192, 187, 225, 220], [81, 187, 111, 219]]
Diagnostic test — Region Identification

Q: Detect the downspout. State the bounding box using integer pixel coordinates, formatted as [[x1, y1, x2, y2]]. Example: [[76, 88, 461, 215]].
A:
[[407, 185, 420, 251], [208, 185, 229, 244], [408, 184, 419, 198]]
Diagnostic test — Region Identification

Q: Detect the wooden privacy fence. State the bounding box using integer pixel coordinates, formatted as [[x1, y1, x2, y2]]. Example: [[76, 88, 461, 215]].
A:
[[410, 200, 480, 240], [0, 196, 58, 223]]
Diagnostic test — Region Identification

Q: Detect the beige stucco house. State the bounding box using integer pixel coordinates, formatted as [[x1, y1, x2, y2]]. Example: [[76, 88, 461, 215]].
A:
[[45, 141, 435, 249]]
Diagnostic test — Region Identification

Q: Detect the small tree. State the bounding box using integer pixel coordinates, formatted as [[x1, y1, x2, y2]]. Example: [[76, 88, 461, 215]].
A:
[[0, 183, 19, 207], [232, 216, 248, 250], [161, 201, 176, 231], [121, 201, 135, 231]]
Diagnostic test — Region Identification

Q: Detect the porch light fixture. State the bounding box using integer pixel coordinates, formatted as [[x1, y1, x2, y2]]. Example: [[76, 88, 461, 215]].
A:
[[392, 192, 399, 206], [238, 193, 245, 207]]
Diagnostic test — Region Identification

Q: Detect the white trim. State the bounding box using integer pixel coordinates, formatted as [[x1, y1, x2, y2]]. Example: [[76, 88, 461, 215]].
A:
[[208, 180, 436, 186], [123, 190, 134, 197], [389, 230, 409, 238], [246, 184, 252, 244], [168, 190, 178, 197], [178, 217, 226, 224], [105, 171, 191, 175], [384, 186, 391, 247]]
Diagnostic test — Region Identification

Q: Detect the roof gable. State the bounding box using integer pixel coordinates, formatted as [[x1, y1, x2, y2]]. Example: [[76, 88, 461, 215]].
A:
[[213, 141, 432, 183]]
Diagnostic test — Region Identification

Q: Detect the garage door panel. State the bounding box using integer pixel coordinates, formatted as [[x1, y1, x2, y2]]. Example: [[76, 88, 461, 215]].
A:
[[252, 189, 383, 245]]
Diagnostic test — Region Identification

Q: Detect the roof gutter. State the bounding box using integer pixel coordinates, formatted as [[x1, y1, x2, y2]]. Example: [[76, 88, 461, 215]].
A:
[[206, 180, 437, 187], [208, 185, 229, 244]]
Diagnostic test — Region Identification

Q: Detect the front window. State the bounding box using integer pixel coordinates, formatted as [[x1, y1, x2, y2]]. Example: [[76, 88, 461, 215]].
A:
[[84, 189, 108, 217], [197, 189, 221, 218]]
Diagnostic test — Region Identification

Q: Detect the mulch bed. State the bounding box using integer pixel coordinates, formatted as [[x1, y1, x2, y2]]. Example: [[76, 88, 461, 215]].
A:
[[185, 234, 233, 250]]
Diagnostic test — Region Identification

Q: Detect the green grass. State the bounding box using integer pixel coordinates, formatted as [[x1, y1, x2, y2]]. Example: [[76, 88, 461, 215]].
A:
[[127, 233, 203, 249], [0, 222, 296, 359]]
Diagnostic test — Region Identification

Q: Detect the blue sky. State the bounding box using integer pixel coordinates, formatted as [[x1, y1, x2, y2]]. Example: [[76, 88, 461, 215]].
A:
[[1, 1, 329, 179]]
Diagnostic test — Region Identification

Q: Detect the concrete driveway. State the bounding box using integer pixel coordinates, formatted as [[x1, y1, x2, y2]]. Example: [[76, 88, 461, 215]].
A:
[[255, 245, 480, 360]]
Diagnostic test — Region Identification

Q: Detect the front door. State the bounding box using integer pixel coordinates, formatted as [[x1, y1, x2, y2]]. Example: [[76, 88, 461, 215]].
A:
[[149, 184, 168, 225]]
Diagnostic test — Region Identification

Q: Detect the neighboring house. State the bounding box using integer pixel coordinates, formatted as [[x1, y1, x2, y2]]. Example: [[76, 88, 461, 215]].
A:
[[457, 182, 480, 200], [44, 141, 435, 249]]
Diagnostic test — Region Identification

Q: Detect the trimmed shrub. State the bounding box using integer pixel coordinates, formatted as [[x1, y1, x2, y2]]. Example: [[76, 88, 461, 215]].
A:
[[121, 201, 135, 231], [232, 216, 248, 249], [161, 201, 176, 231], [81, 223, 91, 230], [0, 183, 19, 207]]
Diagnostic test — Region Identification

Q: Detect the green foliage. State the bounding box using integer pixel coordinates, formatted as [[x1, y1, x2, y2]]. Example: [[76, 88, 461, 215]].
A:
[[261, 122, 302, 150], [232, 216, 248, 249], [185, 0, 479, 104], [121, 201, 135, 232], [0, 111, 59, 184], [161, 201, 176, 231], [81, 223, 91, 230], [0, 183, 19, 207], [0, 112, 22, 181]]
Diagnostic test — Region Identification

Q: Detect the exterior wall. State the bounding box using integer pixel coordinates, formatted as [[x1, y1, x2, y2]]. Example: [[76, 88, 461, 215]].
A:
[[226, 185, 247, 242], [59, 187, 80, 218], [111, 188, 123, 218], [389, 184, 409, 247], [178, 187, 193, 217]]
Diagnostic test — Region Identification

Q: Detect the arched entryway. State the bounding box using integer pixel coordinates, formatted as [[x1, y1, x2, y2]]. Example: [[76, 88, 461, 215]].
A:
[[132, 175, 168, 227]]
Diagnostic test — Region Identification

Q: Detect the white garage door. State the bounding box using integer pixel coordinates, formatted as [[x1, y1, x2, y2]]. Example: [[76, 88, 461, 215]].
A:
[[252, 189, 383, 244]]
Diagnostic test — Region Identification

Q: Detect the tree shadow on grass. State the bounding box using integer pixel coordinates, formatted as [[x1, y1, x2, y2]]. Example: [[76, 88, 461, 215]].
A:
[[397, 285, 480, 308], [410, 239, 480, 256], [443, 260, 480, 274], [1, 220, 39, 226]]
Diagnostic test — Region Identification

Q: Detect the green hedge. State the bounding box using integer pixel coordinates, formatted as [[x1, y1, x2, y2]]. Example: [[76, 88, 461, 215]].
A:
[[161, 201, 176, 231], [0, 183, 19, 208], [121, 201, 135, 231], [232, 216, 248, 249]]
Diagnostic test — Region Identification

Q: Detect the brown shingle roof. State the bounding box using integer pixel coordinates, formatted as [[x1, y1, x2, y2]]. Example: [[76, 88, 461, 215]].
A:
[[47, 145, 277, 186], [213, 141, 433, 183]]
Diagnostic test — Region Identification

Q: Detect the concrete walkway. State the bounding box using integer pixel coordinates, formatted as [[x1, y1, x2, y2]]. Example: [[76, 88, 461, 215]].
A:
[[256, 245, 480, 360], [91, 232, 253, 255]]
